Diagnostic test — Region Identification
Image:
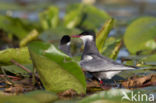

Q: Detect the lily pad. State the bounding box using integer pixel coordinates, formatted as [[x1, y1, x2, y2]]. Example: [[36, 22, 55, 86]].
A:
[[0, 90, 58, 103], [78, 89, 131, 103], [141, 54, 156, 64], [28, 41, 86, 94], [79, 88, 154, 103], [25, 90, 58, 103], [0, 95, 38, 103], [124, 17, 156, 54]]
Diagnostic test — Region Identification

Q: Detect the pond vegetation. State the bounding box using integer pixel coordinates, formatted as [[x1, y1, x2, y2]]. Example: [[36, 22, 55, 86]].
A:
[[0, 0, 156, 103]]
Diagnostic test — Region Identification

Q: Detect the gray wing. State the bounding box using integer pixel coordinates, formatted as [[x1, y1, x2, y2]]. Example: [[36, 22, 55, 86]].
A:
[[80, 55, 135, 72]]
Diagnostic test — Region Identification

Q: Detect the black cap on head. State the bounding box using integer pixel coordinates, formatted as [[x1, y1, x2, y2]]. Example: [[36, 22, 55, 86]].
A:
[[60, 35, 71, 45], [71, 30, 96, 41], [79, 30, 96, 40], [79, 30, 95, 36]]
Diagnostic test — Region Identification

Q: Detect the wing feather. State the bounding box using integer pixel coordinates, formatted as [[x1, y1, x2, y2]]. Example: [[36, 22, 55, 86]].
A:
[[80, 55, 135, 72]]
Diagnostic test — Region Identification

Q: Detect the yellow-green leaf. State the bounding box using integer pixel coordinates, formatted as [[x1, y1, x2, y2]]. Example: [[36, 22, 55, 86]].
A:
[[39, 6, 59, 30], [96, 18, 114, 53], [0, 47, 31, 66]]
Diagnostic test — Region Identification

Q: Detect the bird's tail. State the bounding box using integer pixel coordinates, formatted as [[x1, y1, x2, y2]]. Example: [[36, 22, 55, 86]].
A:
[[125, 65, 139, 69]]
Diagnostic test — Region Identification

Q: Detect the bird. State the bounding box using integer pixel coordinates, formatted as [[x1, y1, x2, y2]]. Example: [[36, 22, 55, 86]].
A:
[[59, 35, 72, 57], [71, 31, 135, 83]]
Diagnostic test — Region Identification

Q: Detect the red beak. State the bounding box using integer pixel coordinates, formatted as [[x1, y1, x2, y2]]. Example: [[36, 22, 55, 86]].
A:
[[71, 35, 81, 38]]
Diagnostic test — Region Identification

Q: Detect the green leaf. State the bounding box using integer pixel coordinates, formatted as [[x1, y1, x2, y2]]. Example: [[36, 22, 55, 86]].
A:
[[96, 18, 114, 53], [20, 29, 39, 47], [78, 89, 131, 103], [25, 90, 58, 103], [39, 27, 81, 43], [0, 96, 38, 103], [0, 15, 33, 40], [124, 16, 156, 54], [2, 64, 33, 76], [0, 90, 58, 103], [109, 40, 123, 60], [54, 99, 79, 103], [65, 4, 110, 30], [28, 41, 86, 94], [101, 37, 121, 57], [64, 4, 84, 29], [81, 5, 110, 30], [39, 6, 59, 30], [0, 47, 32, 66]]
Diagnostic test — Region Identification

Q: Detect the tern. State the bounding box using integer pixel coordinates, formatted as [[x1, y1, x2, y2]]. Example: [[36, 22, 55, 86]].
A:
[[59, 35, 72, 57], [71, 31, 135, 83]]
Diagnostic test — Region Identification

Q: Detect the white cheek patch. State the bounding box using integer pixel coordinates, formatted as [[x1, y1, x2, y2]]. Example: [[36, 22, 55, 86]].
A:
[[84, 55, 93, 61], [80, 35, 93, 45], [66, 42, 71, 46]]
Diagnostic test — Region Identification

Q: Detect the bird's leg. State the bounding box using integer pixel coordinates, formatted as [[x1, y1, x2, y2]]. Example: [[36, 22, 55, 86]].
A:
[[113, 80, 121, 88], [81, 68, 86, 72], [100, 80, 103, 84], [98, 78, 103, 85], [113, 80, 117, 86], [98, 78, 112, 90]]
